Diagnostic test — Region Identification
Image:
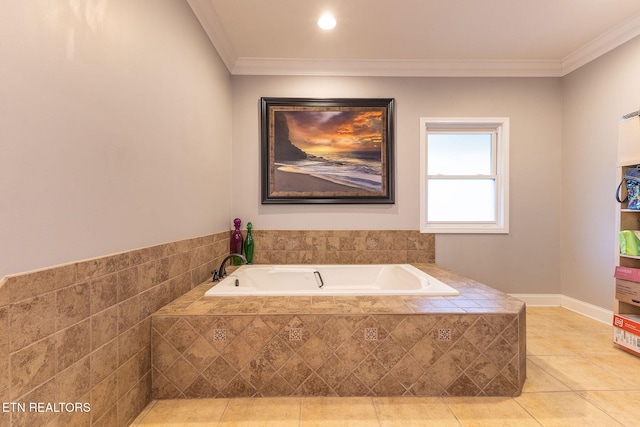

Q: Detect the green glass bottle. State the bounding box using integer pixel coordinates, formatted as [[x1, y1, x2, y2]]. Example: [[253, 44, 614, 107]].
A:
[[244, 222, 255, 264]]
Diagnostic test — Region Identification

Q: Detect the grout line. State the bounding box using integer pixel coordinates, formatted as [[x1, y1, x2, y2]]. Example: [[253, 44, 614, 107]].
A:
[[129, 399, 158, 426], [370, 396, 383, 427], [215, 398, 231, 427], [510, 395, 544, 426], [440, 396, 464, 426]]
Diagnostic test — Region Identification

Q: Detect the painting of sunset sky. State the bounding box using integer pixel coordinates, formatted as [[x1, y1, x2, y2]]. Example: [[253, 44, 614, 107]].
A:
[[272, 108, 387, 195]]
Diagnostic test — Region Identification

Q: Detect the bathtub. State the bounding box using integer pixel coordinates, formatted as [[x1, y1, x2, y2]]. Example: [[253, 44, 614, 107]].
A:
[[204, 264, 459, 297]]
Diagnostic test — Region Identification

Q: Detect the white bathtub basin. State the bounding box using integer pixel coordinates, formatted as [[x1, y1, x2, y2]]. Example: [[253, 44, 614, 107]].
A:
[[204, 264, 459, 297]]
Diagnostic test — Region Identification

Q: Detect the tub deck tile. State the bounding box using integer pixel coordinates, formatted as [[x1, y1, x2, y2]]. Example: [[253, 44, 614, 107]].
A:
[[151, 264, 525, 399]]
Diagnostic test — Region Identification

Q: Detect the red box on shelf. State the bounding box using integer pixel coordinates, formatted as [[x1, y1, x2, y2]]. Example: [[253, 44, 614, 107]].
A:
[[613, 314, 640, 357]]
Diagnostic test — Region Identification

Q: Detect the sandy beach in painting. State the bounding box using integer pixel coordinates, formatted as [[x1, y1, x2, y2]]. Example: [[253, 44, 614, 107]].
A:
[[274, 168, 361, 192]]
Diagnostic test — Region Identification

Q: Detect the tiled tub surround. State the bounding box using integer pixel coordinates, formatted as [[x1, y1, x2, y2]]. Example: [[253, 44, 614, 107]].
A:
[[249, 230, 435, 264], [152, 264, 526, 399], [0, 232, 229, 427]]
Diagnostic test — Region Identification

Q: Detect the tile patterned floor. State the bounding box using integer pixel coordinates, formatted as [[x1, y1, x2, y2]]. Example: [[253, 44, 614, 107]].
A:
[[130, 307, 640, 426]]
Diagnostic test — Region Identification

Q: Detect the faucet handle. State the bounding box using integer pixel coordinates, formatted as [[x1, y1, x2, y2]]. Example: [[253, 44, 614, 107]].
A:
[[211, 269, 220, 282]]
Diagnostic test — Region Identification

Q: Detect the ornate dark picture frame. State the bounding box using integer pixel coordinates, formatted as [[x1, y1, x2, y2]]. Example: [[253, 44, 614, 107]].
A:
[[260, 97, 395, 204]]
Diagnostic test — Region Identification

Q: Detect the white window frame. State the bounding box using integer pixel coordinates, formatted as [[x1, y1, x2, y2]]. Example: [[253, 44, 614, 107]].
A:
[[419, 117, 509, 234]]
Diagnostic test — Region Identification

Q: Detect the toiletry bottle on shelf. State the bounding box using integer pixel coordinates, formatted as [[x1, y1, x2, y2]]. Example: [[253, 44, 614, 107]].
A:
[[244, 222, 255, 264], [230, 218, 243, 265]]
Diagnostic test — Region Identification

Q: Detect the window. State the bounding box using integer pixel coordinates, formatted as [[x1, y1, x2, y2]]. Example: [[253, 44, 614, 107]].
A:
[[420, 118, 509, 233]]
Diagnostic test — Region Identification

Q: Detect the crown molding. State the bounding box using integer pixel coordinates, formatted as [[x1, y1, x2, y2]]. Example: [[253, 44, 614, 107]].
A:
[[231, 58, 564, 78], [186, 0, 237, 71], [188, 1, 640, 78], [561, 11, 640, 75]]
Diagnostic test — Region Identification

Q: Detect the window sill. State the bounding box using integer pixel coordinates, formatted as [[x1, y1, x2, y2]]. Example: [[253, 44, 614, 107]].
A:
[[420, 225, 509, 234]]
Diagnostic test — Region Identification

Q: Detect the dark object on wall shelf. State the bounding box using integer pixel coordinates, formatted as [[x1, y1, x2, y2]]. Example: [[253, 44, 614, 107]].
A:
[[616, 165, 640, 209], [260, 97, 395, 204]]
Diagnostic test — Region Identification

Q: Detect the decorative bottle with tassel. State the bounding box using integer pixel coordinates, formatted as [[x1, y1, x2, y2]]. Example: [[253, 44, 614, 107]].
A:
[[244, 222, 254, 264], [230, 218, 243, 265]]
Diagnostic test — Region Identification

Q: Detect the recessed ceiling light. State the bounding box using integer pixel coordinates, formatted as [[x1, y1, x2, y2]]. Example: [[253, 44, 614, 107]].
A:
[[317, 13, 336, 30]]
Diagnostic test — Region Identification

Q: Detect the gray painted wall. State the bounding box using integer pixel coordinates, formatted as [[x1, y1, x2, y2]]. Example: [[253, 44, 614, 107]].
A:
[[561, 36, 640, 309], [231, 76, 563, 295], [0, 0, 233, 278]]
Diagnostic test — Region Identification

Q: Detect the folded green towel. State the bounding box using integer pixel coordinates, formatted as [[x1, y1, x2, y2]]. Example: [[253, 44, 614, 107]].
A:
[[620, 230, 640, 256]]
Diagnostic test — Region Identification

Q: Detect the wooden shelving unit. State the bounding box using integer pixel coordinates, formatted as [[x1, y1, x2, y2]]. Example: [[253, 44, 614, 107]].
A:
[[614, 115, 640, 356], [615, 176, 640, 316]]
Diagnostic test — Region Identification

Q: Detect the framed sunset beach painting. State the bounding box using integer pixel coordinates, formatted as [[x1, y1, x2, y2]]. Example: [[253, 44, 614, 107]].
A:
[[260, 97, 395, 204]]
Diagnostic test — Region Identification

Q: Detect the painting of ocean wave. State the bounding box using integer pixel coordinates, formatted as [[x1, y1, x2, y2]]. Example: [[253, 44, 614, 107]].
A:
[[277, 150, 382, 192], [261, 97, 395, 203]]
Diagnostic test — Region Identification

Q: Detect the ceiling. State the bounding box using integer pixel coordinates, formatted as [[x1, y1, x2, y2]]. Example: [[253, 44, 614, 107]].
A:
[[186, 0, 640, 77]]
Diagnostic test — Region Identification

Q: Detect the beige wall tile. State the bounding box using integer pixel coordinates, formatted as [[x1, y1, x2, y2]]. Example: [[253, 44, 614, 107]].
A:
[[10, 336, 56, 400], [117, 347, 148, 398], [9, 292, 57, 352], [91, 305, 118, 351], [7, 263, 77, 303], [56, 282, 90, 330], [117, 267, 140, 302], [90, 338, 118, 387], [90, 372, 118, 424], [57, 356, 91, 401], [117, 296, 140, 333], [10, 379, 57, 427], [77, 253, 130, 283], [91, 405, 117, 427], [118, 319, 149, 365], [89, 273, 118, 315], [137, 261, 158, 292], [56, 318, 91, 372], [57, 392, 92, 426], [117, 373, 151, 427]]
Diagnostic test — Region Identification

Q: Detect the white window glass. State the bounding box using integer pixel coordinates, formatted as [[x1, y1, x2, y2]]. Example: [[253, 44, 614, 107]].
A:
[[427, 179, 496, 222], [427, 133, 493, 175]]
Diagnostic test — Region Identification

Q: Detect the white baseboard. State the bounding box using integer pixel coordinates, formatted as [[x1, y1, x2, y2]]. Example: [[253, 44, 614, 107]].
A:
[[509, 293, 562, 307], [509, 293, 613, 325]]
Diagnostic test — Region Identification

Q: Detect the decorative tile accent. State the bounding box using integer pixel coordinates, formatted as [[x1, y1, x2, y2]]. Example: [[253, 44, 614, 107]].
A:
[[438, 328, 452, 341], [364, 327, 378, 341], [214, 329, 227, 342], [289, 328, 303, 341]]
